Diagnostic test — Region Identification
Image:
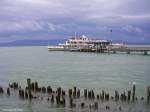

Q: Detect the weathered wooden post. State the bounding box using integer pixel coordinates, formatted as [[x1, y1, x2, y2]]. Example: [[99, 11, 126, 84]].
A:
[[27, 78, 32, 99], [31, 83, 34, 91], [25, 89, 28, 99], [68, 89, 72, 97], [128, 90, 131, 101], [84, 89, 87, 99], [62, 90, 66, 97], [19, 89, 23, 98], [77, 89, 80, 98], [35, 81, 38, 92], [101, 90, 104, 100], [115, 91, 119, 101], [88, 91, 91, 99], [0, 87, 4, 94], [121, 93, 123, 101], [42, 86, 46, 93], [56, 95, 60, 104], [47, 86, 52, 94], [51, 94, 54, 103], [70, 97, 73, 108], [91, 90, 95, 99], [94, 102, 98, 110], [7, 88, 10, 96], [73, 86, 76, 98], [97, 94, 100, 100], [147, 86, 150, 104], [81, 102, 84, 108], [57, 87, 61, 96], [62, 97, 66, 106], [105, 93, 109, 101], [132, 82, 136, 102]]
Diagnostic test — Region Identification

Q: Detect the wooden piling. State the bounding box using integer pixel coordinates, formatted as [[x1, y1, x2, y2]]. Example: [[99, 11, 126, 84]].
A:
[[7, 88, 10, 96], [68, 89, 72, 97], [132, 83, 136, 102], [51, 94, 54, 103], [147, 86, 150, 103], [88, 91, 92, 99], [70, 97, 73, 108], [94, 102, 98, 109], [0, 87, 4, 94], [62, 90, 66, 97], [91, 90, 95, 99], [56, 95, 60, 104], [105, 93, 109, 101], [62, 97, 66, 106], [73, 86, 76, 98], [34, 82, 38, 92], [97, 94, 100, 100], [81, 102, 84, 108], [84, 89, 87, 99], [128, 90, 131, 101], [101, 90, 104, 100], [115, 91, 119, 101], [26, 78, 32, 99], [25, 89, 28, 99], [42, 87, 46, 93], [47, 86, 52, 94], [77, 89, 80, 98], [57, 87, 61, 96]]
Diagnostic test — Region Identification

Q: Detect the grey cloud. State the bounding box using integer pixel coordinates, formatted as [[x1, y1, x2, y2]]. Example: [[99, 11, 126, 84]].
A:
[[0, 0, 150, 43]]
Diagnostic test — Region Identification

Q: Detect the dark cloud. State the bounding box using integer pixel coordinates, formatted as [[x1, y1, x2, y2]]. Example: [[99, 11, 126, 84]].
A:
[[0, 0, 150, 43]]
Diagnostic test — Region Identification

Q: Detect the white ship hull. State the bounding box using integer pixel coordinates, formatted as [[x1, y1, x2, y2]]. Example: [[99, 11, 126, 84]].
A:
[[48, 46, 65, 51]]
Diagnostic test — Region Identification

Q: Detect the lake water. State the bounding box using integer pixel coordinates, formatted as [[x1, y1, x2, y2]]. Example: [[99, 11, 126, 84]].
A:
[[0, 46, 150, 112]]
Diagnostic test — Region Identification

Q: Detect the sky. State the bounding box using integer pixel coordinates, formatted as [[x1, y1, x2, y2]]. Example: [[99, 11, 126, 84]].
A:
[[0, 0, 150, 43]]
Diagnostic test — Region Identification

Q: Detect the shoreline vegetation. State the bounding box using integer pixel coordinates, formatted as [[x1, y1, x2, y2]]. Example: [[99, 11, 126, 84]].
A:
[[0, 78, 150, 111]]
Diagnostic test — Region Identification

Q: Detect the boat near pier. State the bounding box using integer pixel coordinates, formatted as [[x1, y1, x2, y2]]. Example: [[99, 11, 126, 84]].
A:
[[48, 35, 150, 55], [48, 35, 113, 52]]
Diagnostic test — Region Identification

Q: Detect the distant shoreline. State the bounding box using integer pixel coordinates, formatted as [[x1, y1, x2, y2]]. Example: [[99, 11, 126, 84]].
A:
[[0, 44, 150, 48]]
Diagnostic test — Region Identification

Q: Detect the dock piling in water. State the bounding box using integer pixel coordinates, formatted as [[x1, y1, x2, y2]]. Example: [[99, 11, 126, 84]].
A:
[[26, 78, 32, 99], [4, 78, 150, 111], [84, 89, 87, 99], [128, 90, 131, 101], [0, 87, 4, 94], [132, 82, 136, 102], [115, 91, 119, 101], [73, 86, 76, 98], [7, 88, 10, 96], [77, 89, 80, 98], [147, 86, 150, 103]]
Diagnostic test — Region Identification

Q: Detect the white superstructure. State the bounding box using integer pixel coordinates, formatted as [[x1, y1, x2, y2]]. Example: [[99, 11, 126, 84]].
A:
[[48, 35, 111, 51]]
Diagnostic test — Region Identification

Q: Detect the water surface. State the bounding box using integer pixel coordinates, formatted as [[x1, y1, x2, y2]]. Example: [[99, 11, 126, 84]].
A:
[[0, 46, 150, 112]]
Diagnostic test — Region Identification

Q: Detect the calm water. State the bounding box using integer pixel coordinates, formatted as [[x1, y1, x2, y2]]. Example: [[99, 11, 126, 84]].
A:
[[0, 46, 150, 112]]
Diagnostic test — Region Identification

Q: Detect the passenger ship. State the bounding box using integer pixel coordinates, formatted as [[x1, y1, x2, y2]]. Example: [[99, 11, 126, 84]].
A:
[[48, 35, 111, 52]]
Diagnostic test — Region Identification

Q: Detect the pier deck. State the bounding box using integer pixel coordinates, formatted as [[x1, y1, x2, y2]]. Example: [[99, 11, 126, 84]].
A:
[[109, 46, 150, 55]]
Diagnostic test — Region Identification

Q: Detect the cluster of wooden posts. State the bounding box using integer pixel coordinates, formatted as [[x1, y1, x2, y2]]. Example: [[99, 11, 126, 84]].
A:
[[0, 78, 150, 110]]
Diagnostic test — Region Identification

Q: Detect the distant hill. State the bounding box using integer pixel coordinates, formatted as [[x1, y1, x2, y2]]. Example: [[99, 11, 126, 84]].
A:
[[0, 39, 149, 47], [0, 39, 64, 47]]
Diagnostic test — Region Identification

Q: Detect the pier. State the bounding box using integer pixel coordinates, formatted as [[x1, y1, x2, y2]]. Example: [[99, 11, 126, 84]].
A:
[[69, 46, 150, 55], [109, 46, 150, 55]]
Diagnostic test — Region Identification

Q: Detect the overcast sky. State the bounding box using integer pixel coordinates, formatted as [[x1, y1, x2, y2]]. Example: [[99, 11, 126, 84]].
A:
[[0, 0, 150, 43]]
